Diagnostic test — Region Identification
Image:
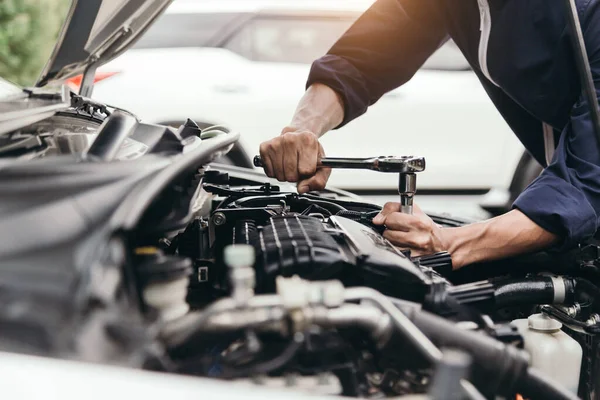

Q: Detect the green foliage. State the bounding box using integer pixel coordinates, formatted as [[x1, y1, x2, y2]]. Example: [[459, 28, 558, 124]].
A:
[[0, 0, 71, 86]]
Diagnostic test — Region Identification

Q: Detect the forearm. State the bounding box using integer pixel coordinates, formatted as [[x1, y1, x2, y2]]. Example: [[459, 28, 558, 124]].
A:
[[443, 209, 559, 269], [287, 83, 344, 137]]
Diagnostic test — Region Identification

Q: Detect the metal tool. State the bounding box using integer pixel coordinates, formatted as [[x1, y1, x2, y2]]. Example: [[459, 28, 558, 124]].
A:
[[253, 155, 426, 214]]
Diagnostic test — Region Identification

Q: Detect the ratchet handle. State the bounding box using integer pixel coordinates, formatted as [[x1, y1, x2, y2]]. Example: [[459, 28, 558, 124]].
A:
[[253, 155, 425, 173], [253, 156, 332, 168], [254, 155, 393, 170]]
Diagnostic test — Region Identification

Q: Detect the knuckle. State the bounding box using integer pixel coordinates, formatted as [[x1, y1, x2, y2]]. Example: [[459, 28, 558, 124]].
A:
[[415, 237, 429, 249], [261, 141, 273, 153], [298, 165, 315, 176], [314, 177, 326, 189], [414, 219, 427, 230], [282, 133, 296, 146], [301, 131, 316, 144], [382, 202, 394, 213], [269, 140, 281, 152]]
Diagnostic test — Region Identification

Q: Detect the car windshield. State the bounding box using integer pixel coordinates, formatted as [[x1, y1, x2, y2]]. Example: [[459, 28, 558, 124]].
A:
[[132, 12, 244, 49]]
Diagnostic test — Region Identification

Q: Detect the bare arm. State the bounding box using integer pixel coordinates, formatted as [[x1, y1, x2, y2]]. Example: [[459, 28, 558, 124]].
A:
[[374, 204, 559, 269], [287, 83, 344, 137], [443, 209, 559, 268]]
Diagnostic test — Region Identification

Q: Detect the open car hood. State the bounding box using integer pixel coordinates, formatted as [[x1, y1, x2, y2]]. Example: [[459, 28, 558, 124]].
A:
[[36, 0, 173, 88]]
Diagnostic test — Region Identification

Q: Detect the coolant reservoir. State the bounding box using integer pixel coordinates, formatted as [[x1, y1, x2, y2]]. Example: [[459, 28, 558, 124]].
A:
[[511, 313, 583, 395]]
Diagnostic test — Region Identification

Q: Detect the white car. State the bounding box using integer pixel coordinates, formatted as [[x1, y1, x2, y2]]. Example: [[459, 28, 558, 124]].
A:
[[90, 0, 538, 212]]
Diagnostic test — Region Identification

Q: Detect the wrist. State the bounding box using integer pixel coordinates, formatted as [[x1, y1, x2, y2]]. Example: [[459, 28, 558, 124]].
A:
[[282, 124, 322, 137], [438, 227, 461, 269], [440, 224, 485, 270], [287, 83, 344, 137]]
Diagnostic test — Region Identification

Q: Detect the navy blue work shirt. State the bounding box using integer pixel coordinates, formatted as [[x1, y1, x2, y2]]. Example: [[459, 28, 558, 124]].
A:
[[307, 0, 600, 249]]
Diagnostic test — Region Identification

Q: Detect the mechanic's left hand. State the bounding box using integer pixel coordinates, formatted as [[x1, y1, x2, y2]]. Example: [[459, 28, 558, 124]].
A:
[[372, 202, 448, 257]]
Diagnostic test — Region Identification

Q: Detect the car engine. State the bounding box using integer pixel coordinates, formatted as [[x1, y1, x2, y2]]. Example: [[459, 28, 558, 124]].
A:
[[2, 110, 600, 400]]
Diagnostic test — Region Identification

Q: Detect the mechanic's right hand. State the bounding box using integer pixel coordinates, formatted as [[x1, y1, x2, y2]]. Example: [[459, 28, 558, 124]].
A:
[[259, 127, 331, 194]]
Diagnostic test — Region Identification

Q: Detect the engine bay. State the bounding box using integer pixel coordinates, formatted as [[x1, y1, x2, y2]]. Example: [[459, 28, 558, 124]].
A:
[[131, 165, 600, 400], [2, 109, 600, 400]]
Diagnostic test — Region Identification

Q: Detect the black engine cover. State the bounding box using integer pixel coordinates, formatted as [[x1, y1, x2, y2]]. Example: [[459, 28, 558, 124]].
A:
[[236, 215, 434, 300]]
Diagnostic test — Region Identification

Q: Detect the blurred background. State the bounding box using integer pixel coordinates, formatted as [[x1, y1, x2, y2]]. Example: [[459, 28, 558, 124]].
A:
[[0, 0, 70, 86], [0, 0, 538, 221]]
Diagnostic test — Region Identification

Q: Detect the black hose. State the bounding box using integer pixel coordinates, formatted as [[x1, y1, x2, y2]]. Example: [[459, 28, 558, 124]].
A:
[[516, 368, 580, 400], [219, 339, 302, 379], [401, 307, 577, 398], [494, 277, 555, 307], [85, 110, 137, 161], [404, 307, 580, 399], [405, 309, 528, 391]]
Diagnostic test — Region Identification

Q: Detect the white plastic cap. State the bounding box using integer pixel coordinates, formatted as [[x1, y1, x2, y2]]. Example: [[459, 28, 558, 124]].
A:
[[224, 244, 255, 269], [528, 313, 562, 332]]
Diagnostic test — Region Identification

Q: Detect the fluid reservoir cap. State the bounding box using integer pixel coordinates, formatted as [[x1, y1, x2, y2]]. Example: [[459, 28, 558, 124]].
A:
[[224, 244, 255, 269], [528, 313, 562, 332]]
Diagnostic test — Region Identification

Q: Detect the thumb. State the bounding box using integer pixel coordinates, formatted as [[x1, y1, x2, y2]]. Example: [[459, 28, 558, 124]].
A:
[[297, 168, 331, 193], [373, 202, 401, 225]]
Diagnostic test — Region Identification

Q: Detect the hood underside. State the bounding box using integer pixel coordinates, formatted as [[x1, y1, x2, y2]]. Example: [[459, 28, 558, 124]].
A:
[[36, 0, 172, 88]]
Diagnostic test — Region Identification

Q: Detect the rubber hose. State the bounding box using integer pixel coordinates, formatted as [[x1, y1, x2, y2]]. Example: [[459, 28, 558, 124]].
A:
[[403, 307, 529, 393], [404, 307, 576, 399], [219, 339, 302, 379], [515, 368, 579, 400], [494, 277, 575, 308], [494, 277, 555, 308]]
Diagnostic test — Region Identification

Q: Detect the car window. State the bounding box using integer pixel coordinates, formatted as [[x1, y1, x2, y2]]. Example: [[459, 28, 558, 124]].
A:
[[224, 16, 470, 70], [133, 13, 243, 49], [224, 18, 353, 64]]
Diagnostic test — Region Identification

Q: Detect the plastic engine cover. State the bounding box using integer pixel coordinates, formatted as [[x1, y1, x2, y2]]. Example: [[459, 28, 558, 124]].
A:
[[240, 215, 433, 300]]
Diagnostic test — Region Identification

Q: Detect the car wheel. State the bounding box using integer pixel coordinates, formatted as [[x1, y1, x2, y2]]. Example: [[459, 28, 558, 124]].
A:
[[159, 120, 253, 168], [508, 151, 543, 204]]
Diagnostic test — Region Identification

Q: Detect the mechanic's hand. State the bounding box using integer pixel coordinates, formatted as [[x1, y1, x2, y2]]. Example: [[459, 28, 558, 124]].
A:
[[372, 202, 448, 257], [259, 127, 331, 193]]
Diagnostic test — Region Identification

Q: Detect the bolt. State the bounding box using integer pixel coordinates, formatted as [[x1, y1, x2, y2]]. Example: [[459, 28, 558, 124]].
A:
[[586, 314, 600, 326], [370, 373, 383, 384], [212, 212, 227, 226], [561, 303, 581, 318]]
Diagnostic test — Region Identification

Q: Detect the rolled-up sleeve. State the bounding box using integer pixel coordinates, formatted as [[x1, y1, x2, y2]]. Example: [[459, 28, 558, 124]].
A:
[[306, 0, 448, 128], [513, 4, 600, 249]]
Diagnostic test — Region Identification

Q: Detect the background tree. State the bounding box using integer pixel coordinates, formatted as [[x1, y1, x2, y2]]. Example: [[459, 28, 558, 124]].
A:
[[0, 0, 71, 86]]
